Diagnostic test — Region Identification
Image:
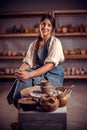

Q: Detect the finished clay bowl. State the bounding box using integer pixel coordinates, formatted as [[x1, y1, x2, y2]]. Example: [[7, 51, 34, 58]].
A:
[[18, 97, 38, 111], [54, 86, 72, 98]]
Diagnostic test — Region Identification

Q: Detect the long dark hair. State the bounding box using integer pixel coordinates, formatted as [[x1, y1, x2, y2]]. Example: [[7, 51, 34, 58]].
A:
[[33, 14, 55, 66], [40, 14, 55, 32]]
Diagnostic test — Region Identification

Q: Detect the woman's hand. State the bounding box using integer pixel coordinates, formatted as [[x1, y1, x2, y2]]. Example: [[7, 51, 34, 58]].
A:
[[15, 69, 30, 80], [15, 62, 55, 80]]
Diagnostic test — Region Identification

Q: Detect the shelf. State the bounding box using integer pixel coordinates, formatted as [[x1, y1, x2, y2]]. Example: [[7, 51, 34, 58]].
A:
[[0, 11, 50, 18], [65, 55, 87, 59], [0, 55, 87, 60], [0, 56, 24, 59], [0, 74, 87, 79], [0, 33, 39, 37], [0, 10, 87, 80], [53, 10, 87, 14], [0, 75, 15, 79], [64, 75, 87, 79], [0, 32, 87, 38], [1, 10, 87, 18], [55, 32, 87, 37]]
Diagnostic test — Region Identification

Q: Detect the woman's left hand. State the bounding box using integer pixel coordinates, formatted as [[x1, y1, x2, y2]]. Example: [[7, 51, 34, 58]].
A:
[[15, 70, 30, 80]]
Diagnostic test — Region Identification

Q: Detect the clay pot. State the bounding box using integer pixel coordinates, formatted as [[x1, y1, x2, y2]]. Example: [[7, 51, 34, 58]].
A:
[[66, 68, 71, 75], [80, 68, 85, 75], [56, 24, 62, 33], [12, 25, 17, 33], [74, 26, 80, 32], [34, 27, 39, 33], [81, 49, 86, 55], [41, 80, 52, 94], [62, 26, 68, 33], [71, 67, 76, 75], [40, 95, 59, 112], [75, 68, 80, 75], [79, 24, 85, 32], [74, 48, 81, 55], [64, 50, 70, 55], [85, 25, 87, 32], [70, 50, 75, 55], [7, 51, 12, 56], [18, 24, 24, 33], [24, 28, 29, 33], [68, 24, 74, 33], [58, 96, 67, 107], [5, 68, 10, 74], [11, 51, 17, 56]]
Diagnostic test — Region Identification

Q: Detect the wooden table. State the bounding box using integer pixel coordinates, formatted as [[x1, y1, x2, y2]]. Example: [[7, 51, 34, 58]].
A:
[[18, 106, 67, 130]]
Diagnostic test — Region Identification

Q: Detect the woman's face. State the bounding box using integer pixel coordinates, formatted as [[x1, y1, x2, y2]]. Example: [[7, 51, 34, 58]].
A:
[[40, 18, 53, 37]]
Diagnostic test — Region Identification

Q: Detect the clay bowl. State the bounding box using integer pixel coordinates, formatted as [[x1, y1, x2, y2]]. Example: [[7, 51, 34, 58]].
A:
[[54, 86, 72, 98], [18, 97, 38, 111]]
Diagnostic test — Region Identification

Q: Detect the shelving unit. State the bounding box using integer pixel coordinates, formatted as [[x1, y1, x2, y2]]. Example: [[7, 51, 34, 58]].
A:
[[0, 11, 50, 79], [53, 9, 87, 79], [0, 10, 87, 79]]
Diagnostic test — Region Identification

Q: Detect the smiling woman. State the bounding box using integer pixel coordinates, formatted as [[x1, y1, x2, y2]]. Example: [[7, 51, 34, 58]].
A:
[[7, 14, 65, 108]]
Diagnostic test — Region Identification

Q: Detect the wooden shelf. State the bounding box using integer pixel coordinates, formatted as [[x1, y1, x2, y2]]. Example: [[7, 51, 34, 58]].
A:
[[0, 56, 24, 59], [55, 32, 87, 37], [0, 75, 15, 79], [0, 33, 39, 38], [0, 32, 87, 38], [0, 55, 87, 60], [0, 11, 50, 18], [0, 10, 87, 80], [53, 10, 87, 14], [0, 74, 87, 79], [64, 75, 87, 79], [1, 10, 87, 18], [65, 55, 87, 59]]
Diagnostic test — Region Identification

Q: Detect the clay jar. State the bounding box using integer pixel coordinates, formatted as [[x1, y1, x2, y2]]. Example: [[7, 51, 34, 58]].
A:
[[56, 24, 62, 33], [62, 26, 68, 33], [85, 25, 87, 32], [81, 49, 86, 55], [41, 80, 52, 94]]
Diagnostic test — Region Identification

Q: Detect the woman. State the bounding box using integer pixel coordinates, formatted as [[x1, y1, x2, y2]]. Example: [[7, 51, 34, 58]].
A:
[[7, 14, 65, 107]]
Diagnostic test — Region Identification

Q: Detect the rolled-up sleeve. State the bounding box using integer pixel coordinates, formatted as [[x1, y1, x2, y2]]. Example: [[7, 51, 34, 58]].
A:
[[23, 41, 36, 68], [44, 37, 65, 67]]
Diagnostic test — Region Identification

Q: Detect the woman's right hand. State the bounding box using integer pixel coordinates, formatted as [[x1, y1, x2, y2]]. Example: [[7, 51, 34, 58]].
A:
[[15, 69, 30, 80]]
